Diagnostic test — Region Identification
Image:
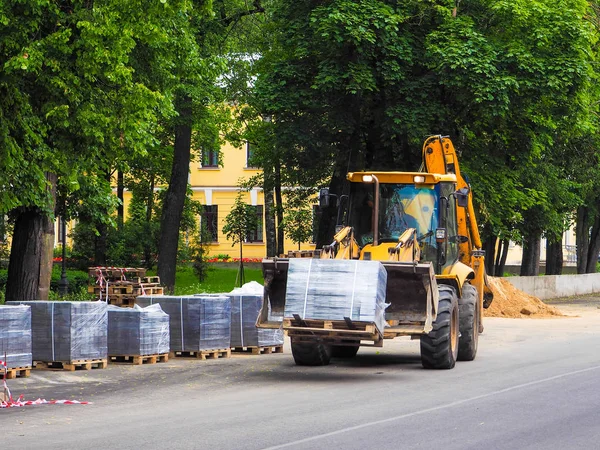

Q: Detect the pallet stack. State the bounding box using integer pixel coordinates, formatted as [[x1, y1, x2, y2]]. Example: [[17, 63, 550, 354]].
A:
[[88, 267, 164, 307]]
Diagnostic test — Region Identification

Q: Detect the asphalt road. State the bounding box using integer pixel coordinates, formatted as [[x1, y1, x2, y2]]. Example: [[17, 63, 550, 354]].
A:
[[2, 297, 600, 449]]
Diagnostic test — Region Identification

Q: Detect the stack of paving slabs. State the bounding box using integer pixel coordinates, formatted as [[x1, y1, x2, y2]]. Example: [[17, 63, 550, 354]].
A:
[[88, 267, 164, 307], [107, 304, 170, 357], [8, 301, 107, 363], [284, 259, 388, 334], [0, 305, 32, 369], [136, 295, 231, 352], [229, 282, 284, 348]]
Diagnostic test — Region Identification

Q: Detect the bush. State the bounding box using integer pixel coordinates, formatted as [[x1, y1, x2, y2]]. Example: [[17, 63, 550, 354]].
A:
[[50, 266, 90, 293]]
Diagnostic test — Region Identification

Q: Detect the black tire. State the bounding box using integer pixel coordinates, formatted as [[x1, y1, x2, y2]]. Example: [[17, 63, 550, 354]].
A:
[[457, 283, 479, 361], [420, 285, 459, 370], [291, 341, 332, 366], [331, 343, 360, 358]]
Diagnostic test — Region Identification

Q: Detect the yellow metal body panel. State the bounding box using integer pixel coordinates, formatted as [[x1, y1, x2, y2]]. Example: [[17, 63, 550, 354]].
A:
[[347, 172, 456, 184]]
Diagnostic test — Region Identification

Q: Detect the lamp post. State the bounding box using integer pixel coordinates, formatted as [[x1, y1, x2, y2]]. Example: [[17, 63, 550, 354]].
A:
[[57, 213, 69, 297]]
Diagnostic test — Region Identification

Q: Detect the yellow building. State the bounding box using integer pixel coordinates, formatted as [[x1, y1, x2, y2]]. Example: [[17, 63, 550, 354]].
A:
[[116, 140, 317, 259]]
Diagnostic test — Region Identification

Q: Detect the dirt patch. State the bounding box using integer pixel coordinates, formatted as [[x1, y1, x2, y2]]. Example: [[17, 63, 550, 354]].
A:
[[484, 277, 564, 318]]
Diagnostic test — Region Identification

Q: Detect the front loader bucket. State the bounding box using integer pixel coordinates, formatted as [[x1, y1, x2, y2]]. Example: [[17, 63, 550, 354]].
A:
[[257, 258, 438, 335], [257, 258, 290, 329], [381, 262, 438, 335]]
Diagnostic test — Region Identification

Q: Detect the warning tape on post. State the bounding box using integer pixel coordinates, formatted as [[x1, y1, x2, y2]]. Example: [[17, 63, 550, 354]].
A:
[[1, 359, 91, 408]]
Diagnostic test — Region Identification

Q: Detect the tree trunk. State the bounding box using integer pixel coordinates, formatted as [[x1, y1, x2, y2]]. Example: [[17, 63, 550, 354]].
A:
[[520, 233, 541, 276], [545, 238, 563, 275], [94, 171, 112, 266], [274, 163, 284, 257], [585, 215, 600, 273], [94, 222, 107, 266], [494, 238, 509, 277], [483, 235, 497, 276], [264, 184, 277, 257], [144, 174, 155, 269], [6, 174, 57, 301], [117, 171, 124, 230], [575, 206, 589, 274], [158, 93, 192, 293]]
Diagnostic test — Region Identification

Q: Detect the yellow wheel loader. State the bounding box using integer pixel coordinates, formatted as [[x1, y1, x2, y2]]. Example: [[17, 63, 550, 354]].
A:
[[258, 135, 493, 369]]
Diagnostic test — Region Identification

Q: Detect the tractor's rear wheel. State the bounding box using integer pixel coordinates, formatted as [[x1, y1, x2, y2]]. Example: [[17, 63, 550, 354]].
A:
[[420, 285, 459, 369], [291, 341, 332, 366], [458, 283, 479, 361], [331, 342, 360, 358]]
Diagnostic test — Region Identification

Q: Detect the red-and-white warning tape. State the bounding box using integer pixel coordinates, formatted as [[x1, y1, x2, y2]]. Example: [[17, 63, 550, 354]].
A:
[[1, 359, 91, 408]]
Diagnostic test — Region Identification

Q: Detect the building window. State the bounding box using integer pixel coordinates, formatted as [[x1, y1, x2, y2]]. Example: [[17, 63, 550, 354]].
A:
[[312, 205, 322, 243], [201, 206, 219, 242], [246, 205, 263, 242], [201, 148, 219, 168], [246, 141, 257, 168]]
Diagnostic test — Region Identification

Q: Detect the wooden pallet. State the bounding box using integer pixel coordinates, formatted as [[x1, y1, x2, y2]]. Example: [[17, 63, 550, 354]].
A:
[[169, 349, 231, 360], [4, 366, 31, 379], [283, 317, 383, 347], [88, 284, 134, 295], [286, 250, 316, 258], [88, 267, 147, 279], [109, 353, 169, 365], [133, 286, 164, 296], [106, 294, 137, 307], [231, 345, 284, 355], [34, 359, 108, 371]]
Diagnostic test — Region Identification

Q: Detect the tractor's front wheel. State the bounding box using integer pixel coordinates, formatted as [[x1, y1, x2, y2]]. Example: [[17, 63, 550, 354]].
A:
[[291, 341, 332, 366], [420, 285, 459, 369]]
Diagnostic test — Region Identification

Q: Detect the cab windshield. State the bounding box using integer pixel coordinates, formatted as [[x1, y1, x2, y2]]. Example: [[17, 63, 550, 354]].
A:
[[349, 182, 440, 261]]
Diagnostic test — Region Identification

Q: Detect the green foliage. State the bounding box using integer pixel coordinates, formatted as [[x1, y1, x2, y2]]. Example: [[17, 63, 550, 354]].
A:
[[222, 190, 259, 286], [0, 267, 89, 298], [172, 265, 263, 295], [222, 191, 260, 248]]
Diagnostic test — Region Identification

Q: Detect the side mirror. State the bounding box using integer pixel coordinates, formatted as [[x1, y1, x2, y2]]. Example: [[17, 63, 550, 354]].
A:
[[455, 188, 469, 208], [319, 188, 333, 208]]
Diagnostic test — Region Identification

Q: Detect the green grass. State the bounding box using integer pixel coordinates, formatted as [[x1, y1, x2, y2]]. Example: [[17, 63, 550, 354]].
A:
[[168, 265, 264, 295]]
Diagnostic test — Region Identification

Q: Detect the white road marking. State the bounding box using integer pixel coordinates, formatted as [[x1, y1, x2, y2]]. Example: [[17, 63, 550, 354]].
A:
[[262, 364, 600, 449]]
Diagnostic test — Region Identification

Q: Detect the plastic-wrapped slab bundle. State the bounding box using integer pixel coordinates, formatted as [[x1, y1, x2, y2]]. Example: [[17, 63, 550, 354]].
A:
[[136, 295, 231, 351], [229, 282, 283, 348], [0, 305, 33, 368], [284, 259, 388, 333], [8, 301, 107, 362], [107, 304, 170, 356]]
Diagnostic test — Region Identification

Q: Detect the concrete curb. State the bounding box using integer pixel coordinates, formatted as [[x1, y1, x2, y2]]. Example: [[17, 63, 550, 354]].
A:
[[505, 273, 600, 300]]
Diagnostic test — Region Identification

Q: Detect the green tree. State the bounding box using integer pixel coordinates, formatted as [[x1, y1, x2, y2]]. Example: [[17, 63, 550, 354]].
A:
[[0, 0, 189, 300], [283, 208, 314, 251], [222, 191, 259, 287]]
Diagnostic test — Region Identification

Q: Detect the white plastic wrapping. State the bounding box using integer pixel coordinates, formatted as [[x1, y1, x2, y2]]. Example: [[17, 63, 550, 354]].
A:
[[107, 304, 170, 356], [0, 305, 32, 368], [8, 301, 108, 362], [229, 282, 284, 348], [284, 259, 388, 333], [136, 295, 231, 352]]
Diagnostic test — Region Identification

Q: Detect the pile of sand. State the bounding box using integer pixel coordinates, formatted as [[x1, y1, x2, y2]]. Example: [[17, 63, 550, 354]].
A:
[[484, 277, 564, 318]]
